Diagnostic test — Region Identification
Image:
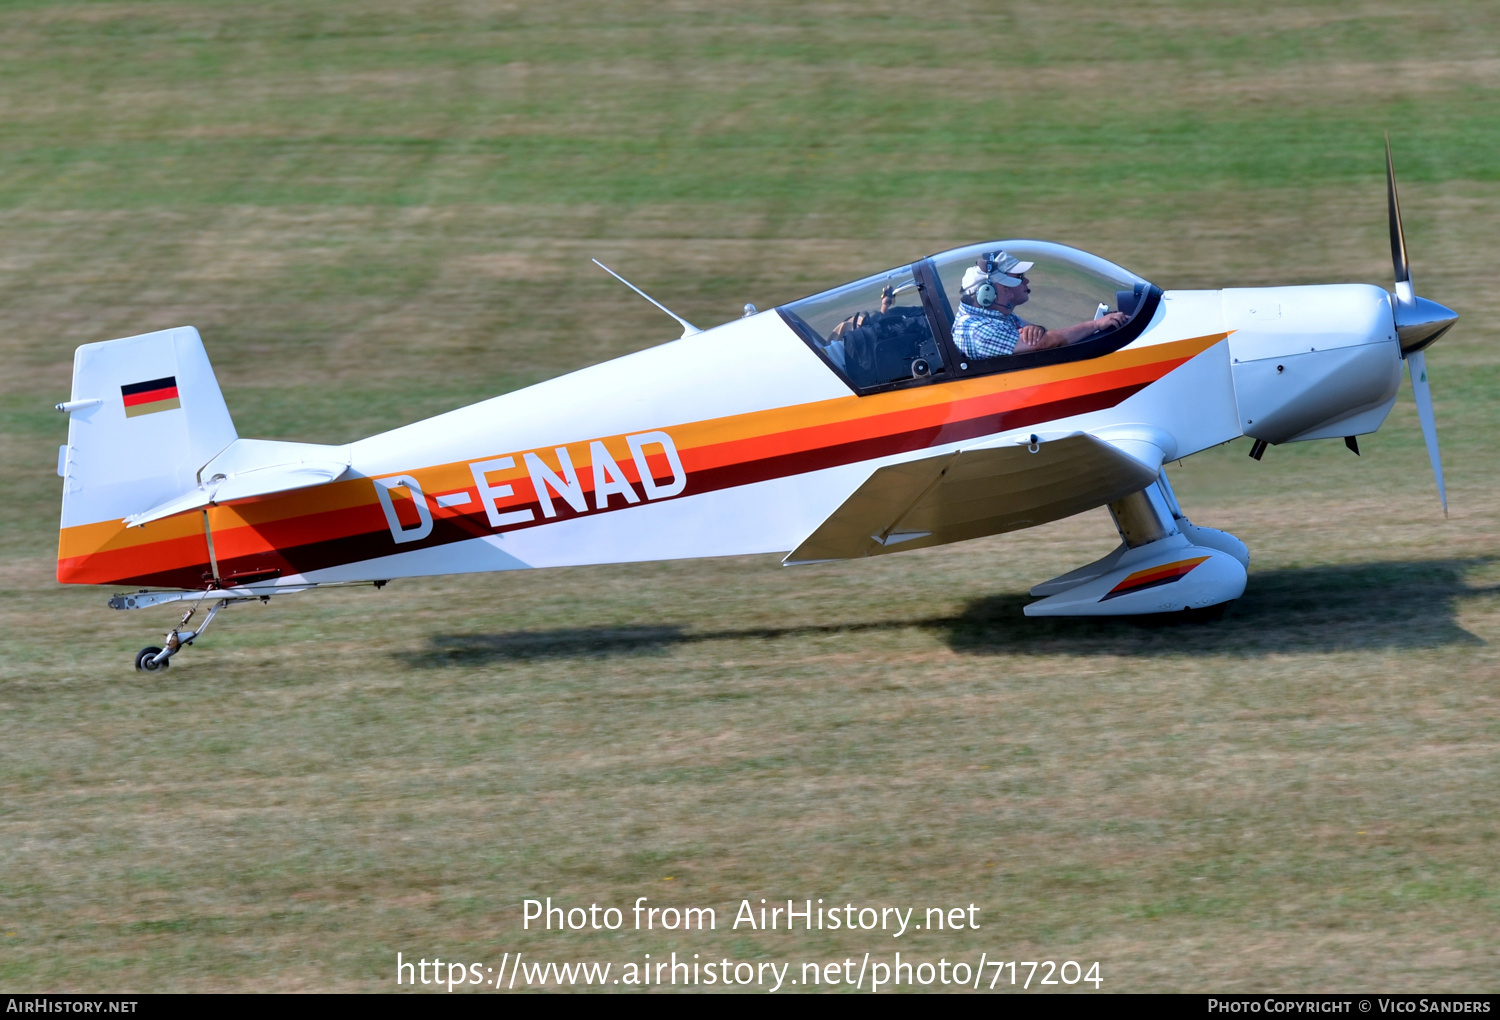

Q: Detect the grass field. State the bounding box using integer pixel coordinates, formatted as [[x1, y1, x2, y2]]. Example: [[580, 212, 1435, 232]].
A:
[[2, 0, 1498, 993]]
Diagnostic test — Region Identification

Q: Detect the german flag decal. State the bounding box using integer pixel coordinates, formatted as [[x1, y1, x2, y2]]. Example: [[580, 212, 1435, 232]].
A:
[[1099, 556, 1210, 601], [121, 376, 181, 417]]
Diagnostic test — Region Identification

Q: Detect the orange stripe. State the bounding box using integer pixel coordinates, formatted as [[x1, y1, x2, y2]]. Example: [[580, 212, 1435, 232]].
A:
[[59, 333, 1226, 585]]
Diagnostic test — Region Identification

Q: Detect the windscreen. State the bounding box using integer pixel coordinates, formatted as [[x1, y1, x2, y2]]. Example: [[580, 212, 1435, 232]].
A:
[[779, 264, 946, 390]]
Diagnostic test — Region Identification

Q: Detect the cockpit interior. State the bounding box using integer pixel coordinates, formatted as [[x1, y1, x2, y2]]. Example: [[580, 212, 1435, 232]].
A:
[[777, 241, 1160, 395]]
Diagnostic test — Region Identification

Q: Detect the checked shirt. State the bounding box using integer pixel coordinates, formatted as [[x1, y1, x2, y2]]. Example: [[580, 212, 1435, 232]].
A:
[[951, 302, 1026, 359]]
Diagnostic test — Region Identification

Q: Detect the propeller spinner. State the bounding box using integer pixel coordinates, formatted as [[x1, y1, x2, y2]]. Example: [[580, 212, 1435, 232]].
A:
[[1385, 134, 1458, 515]]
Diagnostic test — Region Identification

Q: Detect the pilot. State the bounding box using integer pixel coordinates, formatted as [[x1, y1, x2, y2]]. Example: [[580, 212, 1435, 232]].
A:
[[951, 252, 1129, 359]]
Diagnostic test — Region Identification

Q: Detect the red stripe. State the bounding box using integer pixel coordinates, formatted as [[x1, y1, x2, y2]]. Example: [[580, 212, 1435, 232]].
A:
[[56, 531, 211, 588], [1115, 564, 1194, 591], [122, 386, 178, 407], [62, 377, 1163, 586], [184, 378, 1157, 585]]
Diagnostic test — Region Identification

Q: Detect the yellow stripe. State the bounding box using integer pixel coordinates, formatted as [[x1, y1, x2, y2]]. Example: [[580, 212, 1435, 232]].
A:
[[58, 509, 203, 559]]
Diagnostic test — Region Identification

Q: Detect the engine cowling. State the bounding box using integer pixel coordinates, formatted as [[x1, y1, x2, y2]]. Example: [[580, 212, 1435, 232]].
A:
[[1225, 284, 1403, 445]]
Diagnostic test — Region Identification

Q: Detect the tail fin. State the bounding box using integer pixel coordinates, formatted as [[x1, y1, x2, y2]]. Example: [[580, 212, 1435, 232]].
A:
[[59, 326, 237, 530], [58, 327, 237, 587]]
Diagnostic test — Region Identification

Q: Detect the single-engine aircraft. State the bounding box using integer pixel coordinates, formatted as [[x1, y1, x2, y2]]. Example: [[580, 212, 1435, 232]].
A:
[[55, 143, 1458, 671]]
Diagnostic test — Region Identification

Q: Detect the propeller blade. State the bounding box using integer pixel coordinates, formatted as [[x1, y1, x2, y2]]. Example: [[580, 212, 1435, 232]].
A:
[[1385, 132, 1412, 291], [1407, 349, 1447, 516], [1384, 138, 1453, 516]]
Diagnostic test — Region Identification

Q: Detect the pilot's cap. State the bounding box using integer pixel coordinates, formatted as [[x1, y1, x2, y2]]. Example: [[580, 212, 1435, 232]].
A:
[[964, 251, 1035, 290]]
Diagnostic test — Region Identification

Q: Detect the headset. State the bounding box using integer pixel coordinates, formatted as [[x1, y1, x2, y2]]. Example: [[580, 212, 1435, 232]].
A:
[[967, 253, 1002, 307], [967, 252, 1031, 308]]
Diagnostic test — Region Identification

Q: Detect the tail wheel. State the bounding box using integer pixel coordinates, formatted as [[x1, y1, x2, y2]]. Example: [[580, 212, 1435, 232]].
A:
[[135, 646, 168, 672]]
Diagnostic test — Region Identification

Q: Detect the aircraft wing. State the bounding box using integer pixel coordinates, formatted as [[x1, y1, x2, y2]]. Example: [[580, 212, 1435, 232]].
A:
[[784, 432, 1161, 564]]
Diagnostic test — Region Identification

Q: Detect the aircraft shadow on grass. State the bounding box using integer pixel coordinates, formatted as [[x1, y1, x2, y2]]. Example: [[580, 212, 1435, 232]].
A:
[[398, 558, 1492, 667]]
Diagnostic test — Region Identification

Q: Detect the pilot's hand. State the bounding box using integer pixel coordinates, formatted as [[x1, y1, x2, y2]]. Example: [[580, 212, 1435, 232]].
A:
[[880, 286, 895, 313], [1099, 311, 1129, 329], [1019, 324, 1046, 345]]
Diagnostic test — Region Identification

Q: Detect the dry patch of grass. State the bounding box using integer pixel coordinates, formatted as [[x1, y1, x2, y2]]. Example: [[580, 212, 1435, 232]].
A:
[[4, 467, 1497, 989]]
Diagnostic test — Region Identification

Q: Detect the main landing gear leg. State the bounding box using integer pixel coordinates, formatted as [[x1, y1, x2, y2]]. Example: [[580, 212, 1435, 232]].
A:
[[1024, 470, 1250, 619], [135, 598, 229, 672]]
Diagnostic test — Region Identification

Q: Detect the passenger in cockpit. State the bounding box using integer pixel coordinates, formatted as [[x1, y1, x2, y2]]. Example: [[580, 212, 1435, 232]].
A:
[[952, 251, 1128, 359], [830, 284, 901, 338]]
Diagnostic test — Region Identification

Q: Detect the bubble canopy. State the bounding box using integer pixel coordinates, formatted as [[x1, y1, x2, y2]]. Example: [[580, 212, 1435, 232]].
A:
[[778, 241, 1158, 395]]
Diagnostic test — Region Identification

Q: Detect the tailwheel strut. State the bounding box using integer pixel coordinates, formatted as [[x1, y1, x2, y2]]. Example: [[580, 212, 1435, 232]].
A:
[[135, 598, 230, 672]]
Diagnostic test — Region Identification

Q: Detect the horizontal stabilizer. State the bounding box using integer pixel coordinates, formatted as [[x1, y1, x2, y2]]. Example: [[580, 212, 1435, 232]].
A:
[[784, 432, 1160, 564], [124, 438, 351, 528]]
